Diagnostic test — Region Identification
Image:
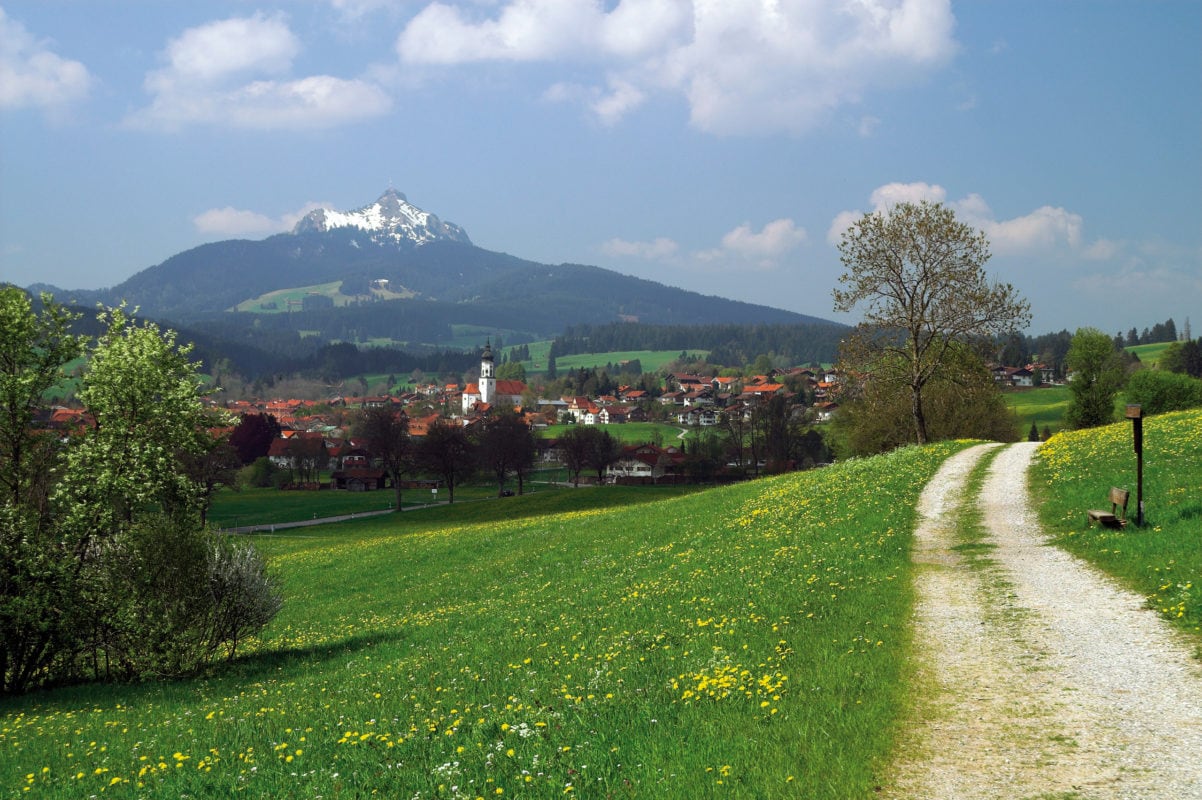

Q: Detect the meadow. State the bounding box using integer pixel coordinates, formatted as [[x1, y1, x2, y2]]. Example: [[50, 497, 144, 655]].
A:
[[0, 442, 968, 799], [1003, 384, 1071, 437], [1032, 407, 1202, 639]]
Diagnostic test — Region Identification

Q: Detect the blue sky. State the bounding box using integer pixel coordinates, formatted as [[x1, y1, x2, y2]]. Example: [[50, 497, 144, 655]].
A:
[[2, 1, 1199, 336]]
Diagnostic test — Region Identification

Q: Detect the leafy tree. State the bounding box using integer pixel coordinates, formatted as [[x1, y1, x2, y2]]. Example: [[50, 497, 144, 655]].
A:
[[355, 406, 412, 511], [832, 343, 1017, 456], [474, 411, 537, 495], [0, 289, 86, 511], [417, 419, 475, 503], [496, 361, 527, 382], [833, 200, 1030, 445], [179, 436, 242, 526], [557, 426, 593, 487], [1065, 327, 1126, 429], [2, 300, 279, 693], [58, 305, 218, 536], [229, 413, 282, 464], [585, 428, 622, 484]]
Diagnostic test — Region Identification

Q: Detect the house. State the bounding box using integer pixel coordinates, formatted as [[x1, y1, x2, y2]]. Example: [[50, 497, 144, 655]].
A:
[[329, 468, 388, 491], [607, 444, 683, 483], [678, 407, 720, 426], [814, 401, 839, 422]]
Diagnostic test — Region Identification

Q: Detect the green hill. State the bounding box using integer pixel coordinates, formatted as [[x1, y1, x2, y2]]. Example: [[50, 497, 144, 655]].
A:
[[0, 442, 967, 798]]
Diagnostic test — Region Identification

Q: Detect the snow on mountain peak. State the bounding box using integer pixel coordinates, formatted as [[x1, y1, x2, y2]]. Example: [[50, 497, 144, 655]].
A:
[[292, 189, 471, 246]]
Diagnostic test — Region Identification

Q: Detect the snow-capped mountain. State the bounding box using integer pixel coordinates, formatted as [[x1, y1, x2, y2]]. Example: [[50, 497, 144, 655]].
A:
[[292, 188, 471, 246]]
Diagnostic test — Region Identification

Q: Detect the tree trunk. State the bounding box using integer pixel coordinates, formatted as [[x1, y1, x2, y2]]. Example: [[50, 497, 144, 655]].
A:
[[911, 383, 928, 445]]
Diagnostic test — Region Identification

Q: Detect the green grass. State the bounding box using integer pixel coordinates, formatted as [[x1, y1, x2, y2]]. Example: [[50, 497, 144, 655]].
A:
[[1126, 341, 1172, 367], [207, 473, 577, 528], [1005, 385, 1071, 437], [231, 281, 413, 314], [1032, 408, 1202, 641], [0, 441, 971, 799], [538, 421, 686, 445]]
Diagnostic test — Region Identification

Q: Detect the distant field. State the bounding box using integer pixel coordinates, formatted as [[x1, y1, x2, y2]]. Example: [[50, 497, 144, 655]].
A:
[[1126, 341, 1172, 366], [539, 421, 686, 444], [1004, 385, 1072, 437], [231, 281, 414, 314]]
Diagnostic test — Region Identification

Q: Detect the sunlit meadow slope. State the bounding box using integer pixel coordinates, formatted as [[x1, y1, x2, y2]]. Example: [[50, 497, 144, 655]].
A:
[[2, 442, 969, 799], [1033, 408, 1202, 639]]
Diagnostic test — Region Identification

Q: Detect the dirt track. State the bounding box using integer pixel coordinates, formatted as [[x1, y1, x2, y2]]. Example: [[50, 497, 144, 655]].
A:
[[882, 442, 1202, 799]]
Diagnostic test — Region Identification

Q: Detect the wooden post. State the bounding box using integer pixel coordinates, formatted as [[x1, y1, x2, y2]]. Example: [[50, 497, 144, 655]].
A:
[[1125, 404, 1144, 526]]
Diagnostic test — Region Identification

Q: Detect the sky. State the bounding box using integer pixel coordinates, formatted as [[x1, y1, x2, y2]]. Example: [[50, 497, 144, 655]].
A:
[[1, 0, 1199, 337]]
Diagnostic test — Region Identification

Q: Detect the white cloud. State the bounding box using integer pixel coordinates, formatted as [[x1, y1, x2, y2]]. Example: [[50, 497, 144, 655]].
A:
[[608, 218, 806, 270], [0, 7, 91, 111], [704, 219, 807, 264], [828, 183, 1092, 257], [396, 0, 957, 133], [858, 115, 881, 137], [826, 181, 945, 243], [128, 13, 390, 130], [193, 202, 328, 236], [602, 236, 680, 259]]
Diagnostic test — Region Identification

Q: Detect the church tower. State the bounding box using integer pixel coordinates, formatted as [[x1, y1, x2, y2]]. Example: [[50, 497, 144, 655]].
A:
[[479, 339, 496, 405]]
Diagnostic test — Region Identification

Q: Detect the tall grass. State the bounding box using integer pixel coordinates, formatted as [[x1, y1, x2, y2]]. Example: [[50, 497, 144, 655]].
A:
[[1032, 408, 1201, 639], [0, 442, 969, 799]]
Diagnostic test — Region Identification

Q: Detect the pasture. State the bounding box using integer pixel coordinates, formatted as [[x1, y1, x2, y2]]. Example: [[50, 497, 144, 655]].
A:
[[0, 442, 967, 799]]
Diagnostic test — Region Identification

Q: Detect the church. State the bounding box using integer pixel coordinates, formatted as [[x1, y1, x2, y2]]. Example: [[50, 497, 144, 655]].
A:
[[461, 340, 528, 413]]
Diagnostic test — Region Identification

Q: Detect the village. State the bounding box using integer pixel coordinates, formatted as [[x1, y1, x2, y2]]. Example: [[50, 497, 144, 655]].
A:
[[42, 341, 1059, 495]]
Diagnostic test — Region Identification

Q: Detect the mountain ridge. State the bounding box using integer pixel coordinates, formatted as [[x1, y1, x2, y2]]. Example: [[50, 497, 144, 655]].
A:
[[22, 189, 842, 349]]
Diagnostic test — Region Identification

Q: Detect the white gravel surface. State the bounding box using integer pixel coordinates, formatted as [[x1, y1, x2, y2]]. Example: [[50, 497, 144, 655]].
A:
[[882, 441, 1202, 799]]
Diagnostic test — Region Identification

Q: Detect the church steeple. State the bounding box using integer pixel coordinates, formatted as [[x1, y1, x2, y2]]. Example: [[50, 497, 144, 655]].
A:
[[479, 338, 495, 404]]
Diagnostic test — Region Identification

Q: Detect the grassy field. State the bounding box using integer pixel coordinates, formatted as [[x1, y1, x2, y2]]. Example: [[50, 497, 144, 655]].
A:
[[0, 441, 969, 799], [1032, 408, 1202, 640], [207, 472, 576, 528], [1004, 385, 1072, 437], [538, 421, 686, 445], [231, 282, 414, 314], [1126, 341, 1172, 366]]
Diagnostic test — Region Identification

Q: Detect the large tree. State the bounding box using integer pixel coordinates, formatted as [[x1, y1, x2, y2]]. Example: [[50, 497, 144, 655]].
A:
[[474, 411, 537, 496], [229, 413, 282, 465], [832, 342, 1018, 455], [833, 201, 1030, 445], [355, 405, 412, 511], [1065, 327, 1126, 429], [417, 419, 475, 503], [0, 289, 85, 512]]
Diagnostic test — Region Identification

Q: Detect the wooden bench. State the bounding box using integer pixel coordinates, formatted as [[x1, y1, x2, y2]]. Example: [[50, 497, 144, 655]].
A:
[[1087, 487, 1129, 529]]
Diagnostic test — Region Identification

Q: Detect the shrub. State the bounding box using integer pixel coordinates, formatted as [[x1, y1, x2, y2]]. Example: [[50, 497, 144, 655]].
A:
[[1124, 369, 1202, 415], [91, 515, 281, 679]]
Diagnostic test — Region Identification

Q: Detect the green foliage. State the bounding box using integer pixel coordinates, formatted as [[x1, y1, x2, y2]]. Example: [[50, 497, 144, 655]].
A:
[[0, 288, 86, 510], [94, 514, 281, 679], [243, 456, 283, 489], [1065, 327, 1126, 429], [1123, 369, 1202, 415], [1, 299, 277, 693], [834, 344, 1018, 456]]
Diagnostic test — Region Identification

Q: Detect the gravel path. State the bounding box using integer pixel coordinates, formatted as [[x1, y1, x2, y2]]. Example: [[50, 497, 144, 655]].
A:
[[882, 441, 1202, 799]]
